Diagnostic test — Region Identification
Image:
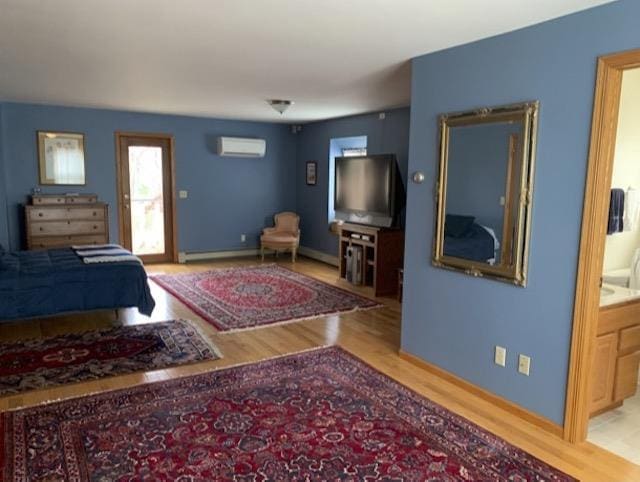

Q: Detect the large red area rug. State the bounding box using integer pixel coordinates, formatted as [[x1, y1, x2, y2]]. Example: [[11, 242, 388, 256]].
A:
[[1, 347, 575, 481], [151, 265, 382, 332], [0, 319, 221, 396]]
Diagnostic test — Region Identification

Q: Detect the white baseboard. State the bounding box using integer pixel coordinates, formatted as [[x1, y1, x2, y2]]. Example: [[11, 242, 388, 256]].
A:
[[298, 246, 339, 267], [178, 248, 259, 263], [177, 245, 338, 266]]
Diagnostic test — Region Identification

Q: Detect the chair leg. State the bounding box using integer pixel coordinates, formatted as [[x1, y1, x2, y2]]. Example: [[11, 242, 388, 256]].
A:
[[261, 245, 264, 262], [292, 247, 297, 262]]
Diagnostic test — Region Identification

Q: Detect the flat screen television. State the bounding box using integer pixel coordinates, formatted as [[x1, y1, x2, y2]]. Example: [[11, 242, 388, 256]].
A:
[[334, 154, 405, 228]]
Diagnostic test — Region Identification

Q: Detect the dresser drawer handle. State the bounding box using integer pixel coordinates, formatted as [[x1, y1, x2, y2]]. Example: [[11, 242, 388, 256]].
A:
[[38, 212, 43, 217], [67, 221, 71, 225], [39, 227, 44, 232], [93, 225, 98, 230], [93, 212, 97, 216]]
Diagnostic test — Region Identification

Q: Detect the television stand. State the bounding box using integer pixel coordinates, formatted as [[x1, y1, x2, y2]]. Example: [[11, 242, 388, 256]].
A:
[[338, 223, 404, 297]]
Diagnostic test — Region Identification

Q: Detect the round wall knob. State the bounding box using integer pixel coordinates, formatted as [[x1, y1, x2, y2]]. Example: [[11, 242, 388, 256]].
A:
[[412, 171, 426, 184]]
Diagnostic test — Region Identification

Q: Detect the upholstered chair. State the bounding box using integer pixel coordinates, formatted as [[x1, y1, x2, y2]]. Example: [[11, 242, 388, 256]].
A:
[[261, 212, 300, 262]]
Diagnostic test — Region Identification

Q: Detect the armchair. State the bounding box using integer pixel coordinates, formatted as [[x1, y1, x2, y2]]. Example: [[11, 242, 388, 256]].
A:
[[260, 212, 300, 262]]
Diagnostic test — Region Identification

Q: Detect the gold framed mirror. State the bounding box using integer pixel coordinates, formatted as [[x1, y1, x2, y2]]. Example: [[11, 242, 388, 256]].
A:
[[433, 101, 539, 286]]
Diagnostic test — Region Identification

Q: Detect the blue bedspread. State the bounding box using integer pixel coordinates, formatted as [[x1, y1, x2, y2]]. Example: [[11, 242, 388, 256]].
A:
[[0, 248, 155, 321], [444, 223, 496, 262]]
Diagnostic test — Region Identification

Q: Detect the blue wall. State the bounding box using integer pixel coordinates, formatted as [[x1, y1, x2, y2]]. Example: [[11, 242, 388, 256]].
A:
[[0, 105, 8, 249], [402, 0, 640, 425], [0, 103, 297, 252], [296, 108, 410, 256]]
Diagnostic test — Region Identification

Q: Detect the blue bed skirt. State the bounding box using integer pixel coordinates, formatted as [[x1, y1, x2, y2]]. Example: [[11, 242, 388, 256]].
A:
[[0, 248, 155, 321]]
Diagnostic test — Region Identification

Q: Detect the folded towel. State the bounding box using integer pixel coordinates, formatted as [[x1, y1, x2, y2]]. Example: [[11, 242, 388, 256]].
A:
[[607, 188, 625, 235], [624, 188, 640, 232], [72, 244, 142, 265], [72, 243, 122, 250], [75, 248, 131, 257], [82, 254, 142, 265]]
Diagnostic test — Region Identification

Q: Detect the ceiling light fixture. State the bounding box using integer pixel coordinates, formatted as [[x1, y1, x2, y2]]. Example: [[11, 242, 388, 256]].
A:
[[267, 99, 294, 115]]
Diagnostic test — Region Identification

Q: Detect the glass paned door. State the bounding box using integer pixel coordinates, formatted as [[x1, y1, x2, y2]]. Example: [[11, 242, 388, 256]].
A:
[[117, 134, 175, 263], [128, 146, 165, 255]]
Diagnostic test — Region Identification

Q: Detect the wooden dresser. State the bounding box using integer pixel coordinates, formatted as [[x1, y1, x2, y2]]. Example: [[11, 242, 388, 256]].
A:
[[25, 194, 109, 250]]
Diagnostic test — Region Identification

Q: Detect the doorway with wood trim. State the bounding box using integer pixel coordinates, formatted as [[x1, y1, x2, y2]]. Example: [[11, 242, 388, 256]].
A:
[[115, 133, 177, 263], [565, 49, 640, 456]]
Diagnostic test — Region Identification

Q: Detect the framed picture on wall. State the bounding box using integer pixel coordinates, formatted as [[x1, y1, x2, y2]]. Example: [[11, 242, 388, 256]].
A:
[[306, 161, 317, 186], [37, 131, 86, 185]]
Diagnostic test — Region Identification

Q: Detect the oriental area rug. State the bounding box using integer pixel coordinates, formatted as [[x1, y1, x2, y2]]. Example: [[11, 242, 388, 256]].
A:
[[151, 264, 382, 332], [0, 319, 221, 396], [0, 347, 575, 481]]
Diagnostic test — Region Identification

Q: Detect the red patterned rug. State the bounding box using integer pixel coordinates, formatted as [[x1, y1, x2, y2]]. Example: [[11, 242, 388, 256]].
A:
[[0, 320, 221, 396], [151, 265, 382, 332], [1, 347, 575, 481]]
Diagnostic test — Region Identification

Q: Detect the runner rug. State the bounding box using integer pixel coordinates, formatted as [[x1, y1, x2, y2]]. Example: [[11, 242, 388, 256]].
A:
[[151, 265, 382, 332], [1, 347, 575, 481], [0, 319, 221, 396]]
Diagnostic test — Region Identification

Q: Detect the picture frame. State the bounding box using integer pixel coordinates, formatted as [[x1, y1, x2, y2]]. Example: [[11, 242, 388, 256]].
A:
[[37, 131, 86, 185], [306, 161, 317, 186]]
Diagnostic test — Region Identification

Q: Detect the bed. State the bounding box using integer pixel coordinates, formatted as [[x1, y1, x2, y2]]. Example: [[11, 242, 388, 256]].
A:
[[0, 246, 155, 321]]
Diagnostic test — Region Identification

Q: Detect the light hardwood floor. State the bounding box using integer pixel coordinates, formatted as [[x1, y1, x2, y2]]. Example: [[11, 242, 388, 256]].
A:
[[1, 256, 639, 481]]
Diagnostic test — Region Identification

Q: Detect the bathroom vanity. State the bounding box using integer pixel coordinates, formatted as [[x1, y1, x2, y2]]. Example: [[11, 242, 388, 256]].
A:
[[590, 285, 640, 416]]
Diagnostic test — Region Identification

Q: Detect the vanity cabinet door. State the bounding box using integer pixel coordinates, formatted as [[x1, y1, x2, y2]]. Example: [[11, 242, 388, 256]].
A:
[[614, 351, 640, 401], [590, 332, 619, 414]]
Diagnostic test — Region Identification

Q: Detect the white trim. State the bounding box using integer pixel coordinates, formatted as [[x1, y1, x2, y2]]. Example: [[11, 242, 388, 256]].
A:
[[298, 246, 339, 267], [178, 249, 260, 263], [178, 246, 338, 266]]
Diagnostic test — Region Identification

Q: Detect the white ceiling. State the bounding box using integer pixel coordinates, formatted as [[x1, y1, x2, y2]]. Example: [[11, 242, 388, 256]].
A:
[[0, 0, 613, 123]]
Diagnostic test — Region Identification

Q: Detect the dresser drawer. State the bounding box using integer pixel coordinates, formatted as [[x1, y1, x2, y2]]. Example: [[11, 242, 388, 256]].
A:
[[32, 195, 98, 205], [29, 235, 108, 250], [65, 195, 98, 204], [619, 325, 640, 354], [32, 196, 67, 205], [28, 206, 105, 221], [30, 221, 106, 236]]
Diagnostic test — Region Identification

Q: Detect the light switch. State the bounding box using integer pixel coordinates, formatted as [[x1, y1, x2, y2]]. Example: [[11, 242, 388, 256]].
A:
[[500, 196, 506, 206], [518, 354, 531, 376], [495, 346, 507, 367], [179, 190, 188, 199]]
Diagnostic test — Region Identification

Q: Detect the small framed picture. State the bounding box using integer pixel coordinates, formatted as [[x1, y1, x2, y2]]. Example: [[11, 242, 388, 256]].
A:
[[306, 161, 317, 186], [37, 131, 86, 185]]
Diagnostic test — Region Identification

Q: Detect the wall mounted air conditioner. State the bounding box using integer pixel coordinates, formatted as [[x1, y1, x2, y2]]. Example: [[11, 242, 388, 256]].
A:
[[217, 137, 266, 158]]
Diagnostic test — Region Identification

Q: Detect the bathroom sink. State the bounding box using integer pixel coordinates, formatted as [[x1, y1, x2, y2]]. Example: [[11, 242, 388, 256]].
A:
[[600, 286, 615, 297]]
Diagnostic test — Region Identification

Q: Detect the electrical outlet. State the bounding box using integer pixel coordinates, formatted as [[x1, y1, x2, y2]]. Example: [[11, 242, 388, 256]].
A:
[[179, 190, 188, 199], [494, 346, 507, 367], [240, 234, 246, 243], [518, 354, 531, 376]]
